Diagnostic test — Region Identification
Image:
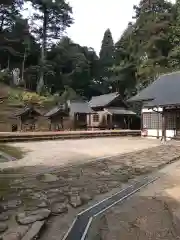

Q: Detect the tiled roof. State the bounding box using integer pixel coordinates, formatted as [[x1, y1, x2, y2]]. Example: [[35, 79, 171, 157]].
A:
[[89, 92, 119, 108], [128, 71, 180, 107]]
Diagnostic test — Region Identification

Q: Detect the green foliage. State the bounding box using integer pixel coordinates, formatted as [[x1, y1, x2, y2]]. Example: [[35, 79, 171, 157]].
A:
[[7, 88, 53, 105], [1, 0, 180, 103], [26, 0, 73, 93], [98, 29, 115, 92], [0, 69, 11, 84]]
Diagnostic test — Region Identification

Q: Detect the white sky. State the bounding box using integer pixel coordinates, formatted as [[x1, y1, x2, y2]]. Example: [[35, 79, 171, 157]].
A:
[[67, 0, 140, 54], [23, 0, 176, 54], [67, 0, 175, 54]]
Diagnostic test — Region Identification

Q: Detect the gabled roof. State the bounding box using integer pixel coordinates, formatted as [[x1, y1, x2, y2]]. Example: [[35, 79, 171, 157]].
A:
[[89, 92, 120, 108], [44, 104, 67, 117], [14, 107, 42, 117], [128, 71, 180, 107], [44, 100, 92, 117], [70, 101, 93, 114]]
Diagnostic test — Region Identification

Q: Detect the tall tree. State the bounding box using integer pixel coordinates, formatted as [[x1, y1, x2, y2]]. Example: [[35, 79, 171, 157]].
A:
[[28, 0, 73, 93], [98, 28, 115, 92], [0, 0, 23, 32], [111, 23, 137, 97], [132, 0, 173, 88], [168, 0, 180, 69]]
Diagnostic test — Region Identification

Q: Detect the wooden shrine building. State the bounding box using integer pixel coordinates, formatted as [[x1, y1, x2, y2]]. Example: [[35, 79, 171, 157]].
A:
[[13, 106, 42, 131], [44, 100, 93, 130], [128, 71, 180, 141], [88, 92, 138, 130]]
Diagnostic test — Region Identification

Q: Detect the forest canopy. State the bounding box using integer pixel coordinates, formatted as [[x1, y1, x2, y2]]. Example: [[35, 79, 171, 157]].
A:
[[0, 0, 179, 101]]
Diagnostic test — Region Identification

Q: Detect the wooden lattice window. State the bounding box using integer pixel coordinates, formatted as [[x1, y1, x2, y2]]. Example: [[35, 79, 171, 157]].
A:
[[93, 114, 99, 122], [143, 112, 162, 129], [166, 112, 176, 129]]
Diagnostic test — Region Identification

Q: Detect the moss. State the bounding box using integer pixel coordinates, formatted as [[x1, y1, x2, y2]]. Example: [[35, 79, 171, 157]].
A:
[[0, 144, 24, 159]]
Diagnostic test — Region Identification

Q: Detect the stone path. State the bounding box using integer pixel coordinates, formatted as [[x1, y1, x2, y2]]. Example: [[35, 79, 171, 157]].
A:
[[0, 142, 179, 240]]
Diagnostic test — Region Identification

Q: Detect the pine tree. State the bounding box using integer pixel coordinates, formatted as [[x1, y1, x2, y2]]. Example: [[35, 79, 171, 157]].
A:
[[99, 28, 115, 92], [27, 0, 73, 94]]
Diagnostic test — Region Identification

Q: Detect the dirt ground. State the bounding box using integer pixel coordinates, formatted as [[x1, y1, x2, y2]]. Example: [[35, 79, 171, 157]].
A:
[[0, 137, 160, 169], [97, 157, 180, 240], [0, 137, 180, 240]]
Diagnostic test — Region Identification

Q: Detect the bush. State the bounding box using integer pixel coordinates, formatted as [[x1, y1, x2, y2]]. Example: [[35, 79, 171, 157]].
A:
[[0, 70, 11, 85]]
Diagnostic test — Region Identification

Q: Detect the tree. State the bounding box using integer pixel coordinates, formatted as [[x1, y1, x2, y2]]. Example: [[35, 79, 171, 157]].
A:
[[0, 0, 23, 32], [47, 37, 99, 98], [111, 23, 137, 97], [27, 0, 73, 93], [98, 28, 115, 92], [168, 0, 180, 69], [131, 0, 174, 87]]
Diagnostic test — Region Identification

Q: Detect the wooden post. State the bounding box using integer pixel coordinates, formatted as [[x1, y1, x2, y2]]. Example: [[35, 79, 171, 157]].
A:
[[19, 117, 22, 131], [88, 113, 91, 129], [128, 116, 130, 129], [49, 119, 52, 131], [162, 107, 166, 142]]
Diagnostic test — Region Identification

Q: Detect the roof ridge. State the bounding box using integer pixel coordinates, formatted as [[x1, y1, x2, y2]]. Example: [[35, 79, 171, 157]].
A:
[[158, 70, 180, 78]]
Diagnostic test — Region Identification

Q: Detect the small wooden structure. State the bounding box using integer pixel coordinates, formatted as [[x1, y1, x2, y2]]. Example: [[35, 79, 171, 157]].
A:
[[88, 92, 138, 130], [44, 104, 68, 130], [14, 106, 42, 131], [45, 100, 93, 130]]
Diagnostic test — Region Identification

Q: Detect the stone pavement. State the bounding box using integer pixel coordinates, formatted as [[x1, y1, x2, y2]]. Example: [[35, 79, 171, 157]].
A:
[[0, 142, 179, 240], [97, 148, 180, 240]]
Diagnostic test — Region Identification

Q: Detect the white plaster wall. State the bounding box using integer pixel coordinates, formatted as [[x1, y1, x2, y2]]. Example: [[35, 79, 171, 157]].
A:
[[142, 107, 163, 113], [142, 129, 175, 140]]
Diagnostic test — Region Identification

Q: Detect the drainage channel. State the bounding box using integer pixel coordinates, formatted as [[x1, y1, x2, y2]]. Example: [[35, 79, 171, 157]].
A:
[[62, 175, 158, 240]]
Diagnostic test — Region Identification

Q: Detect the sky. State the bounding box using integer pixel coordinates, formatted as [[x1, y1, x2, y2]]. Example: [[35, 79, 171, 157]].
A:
[[67, 0, 140, 54], [67, 0, 176, 54], [23, 0, 176, 55]]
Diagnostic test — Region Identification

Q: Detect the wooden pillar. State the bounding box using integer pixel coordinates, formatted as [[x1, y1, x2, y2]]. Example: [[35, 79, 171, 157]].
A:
[[49, 119, 52, 131], [162, 107, 166, 142], [88, 113, 91, 129], [19, 117, 22, 131], [128, 116, 130, 129], [157, 111, 159, 139]]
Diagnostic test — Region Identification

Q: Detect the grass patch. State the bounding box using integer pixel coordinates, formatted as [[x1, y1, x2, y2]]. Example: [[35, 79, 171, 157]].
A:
[[0, 144, 24, 159]]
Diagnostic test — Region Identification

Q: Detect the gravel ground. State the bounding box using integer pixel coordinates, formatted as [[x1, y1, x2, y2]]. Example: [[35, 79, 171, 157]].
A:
[[0, 137, 160, 169], [0, 137, 179, 240]]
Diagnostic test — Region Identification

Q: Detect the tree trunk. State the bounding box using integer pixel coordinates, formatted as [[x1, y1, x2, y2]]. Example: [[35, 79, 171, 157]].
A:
[[7, 55, 10, 70], [0, 13, 5, 32], [22, 48, 26, 87], [37, 7, 48, 94]]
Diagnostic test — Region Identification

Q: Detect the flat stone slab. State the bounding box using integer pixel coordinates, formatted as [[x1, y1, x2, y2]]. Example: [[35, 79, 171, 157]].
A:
[[51, 203, 68, 215], [38, 173, 59, 183], [3, 225, 29, 240], [21, 221, 45, 240], [17, 209, 51, 225], [69, 195, 82, 208], [4, 200, 22, 210], [0, 212, 9, 221], [0, 222, 8, 233]]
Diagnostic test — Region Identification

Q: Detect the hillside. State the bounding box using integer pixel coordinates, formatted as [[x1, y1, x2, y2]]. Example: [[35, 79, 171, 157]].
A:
[[0, 83, 55, 132]]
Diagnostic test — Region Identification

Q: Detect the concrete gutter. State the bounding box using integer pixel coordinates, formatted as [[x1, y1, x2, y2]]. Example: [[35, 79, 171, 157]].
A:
[[62, 175, 158, 240]]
